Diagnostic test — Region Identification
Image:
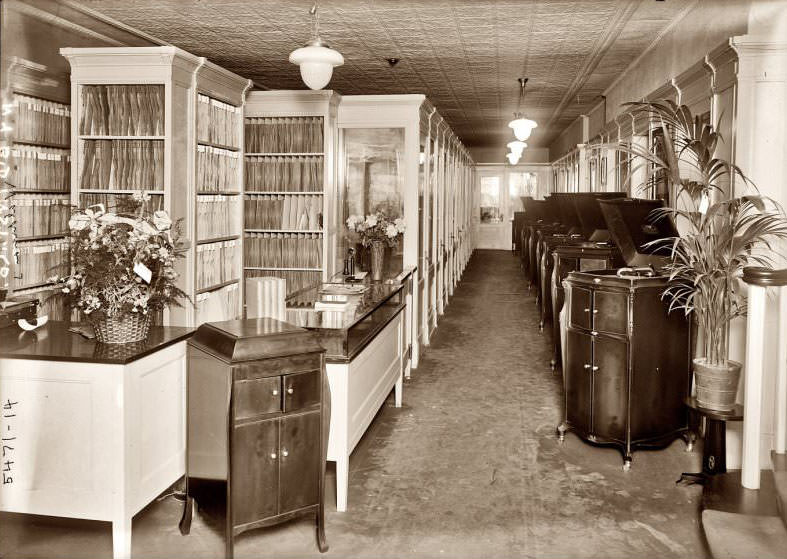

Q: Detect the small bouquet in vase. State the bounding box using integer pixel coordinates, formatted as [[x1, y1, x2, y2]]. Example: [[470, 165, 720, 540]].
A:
[[345, 210, 406, 281]]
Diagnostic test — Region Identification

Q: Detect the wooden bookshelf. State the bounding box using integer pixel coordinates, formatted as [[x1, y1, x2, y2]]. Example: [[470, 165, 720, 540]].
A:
[[61, 46, 252, 327], [5, 92, 72, 321], [243, 90, 339, 303]]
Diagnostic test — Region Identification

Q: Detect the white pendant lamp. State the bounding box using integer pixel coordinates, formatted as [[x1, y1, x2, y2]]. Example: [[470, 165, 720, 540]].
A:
[[508, 78, 538, 141], [506, 152, 520, 165], [289, 4, 344, 90], [507, 140, 527, 157]]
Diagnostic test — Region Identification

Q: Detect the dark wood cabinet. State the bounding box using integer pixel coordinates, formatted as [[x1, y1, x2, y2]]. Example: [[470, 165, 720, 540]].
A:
[[550, 243, 622, 369], [558, 270, 690, 469], [183, 318, 328, 558]]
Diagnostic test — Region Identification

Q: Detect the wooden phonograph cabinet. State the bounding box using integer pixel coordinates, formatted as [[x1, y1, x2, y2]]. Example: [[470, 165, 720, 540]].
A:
[[558, 199, 691, 470]]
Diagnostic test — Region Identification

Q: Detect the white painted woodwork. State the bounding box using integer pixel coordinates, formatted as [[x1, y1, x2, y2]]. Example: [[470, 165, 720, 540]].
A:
[[0, 341, 188, 559], [326, 310, 404, 512], [742, 283, 766, 489]]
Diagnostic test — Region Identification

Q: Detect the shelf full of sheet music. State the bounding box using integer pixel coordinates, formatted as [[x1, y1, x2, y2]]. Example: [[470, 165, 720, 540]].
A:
[[245, 269, 321, 298], [13, 94, 70, 147], [197, 195, 239, 240], [197, 145, 240, 192], [197, 94, 241, 149], [79, 139, 164, 190], [195, 282, 240, 323], [244, 232, 322, 269], [80, 192, 164, 213], [244, 194, 322, 231], [196, 240, 239, 292], [7, 146, 70, 191], [245, 117, 323, 154], [245, 155, 323, 192], [16, 240, 69, 289], [79, 85, 164, 136], [13, 195, 70, 238]]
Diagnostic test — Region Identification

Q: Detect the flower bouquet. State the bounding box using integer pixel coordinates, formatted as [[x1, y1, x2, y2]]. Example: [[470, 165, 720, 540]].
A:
[[54, 195, 189, 343], [346, 211, 406, 281]]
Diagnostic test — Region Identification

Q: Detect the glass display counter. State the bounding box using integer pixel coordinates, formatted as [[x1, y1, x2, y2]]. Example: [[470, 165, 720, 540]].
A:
[[286, 281, 405, 362]]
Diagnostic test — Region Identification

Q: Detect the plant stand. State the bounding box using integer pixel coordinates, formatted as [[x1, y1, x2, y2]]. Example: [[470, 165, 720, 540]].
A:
[[678, 397, 743, 485]]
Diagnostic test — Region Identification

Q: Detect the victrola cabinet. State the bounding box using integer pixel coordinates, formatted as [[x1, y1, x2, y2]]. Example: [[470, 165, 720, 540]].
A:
[[183, 318, 329, 557], [557, 198, 691, 470]]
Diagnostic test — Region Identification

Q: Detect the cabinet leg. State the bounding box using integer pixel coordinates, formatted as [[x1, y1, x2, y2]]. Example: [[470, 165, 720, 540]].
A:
[[683, 431, 696, 453], [539, 319, 544, 332], [179, 496, 194, 536], [622, 459, 631, 472], [316, 507, 328, 552], [556, 423, 567, 443], [112, 516, 132, 559], [336, 456, 349, 512], [395, 375, 403, 408]]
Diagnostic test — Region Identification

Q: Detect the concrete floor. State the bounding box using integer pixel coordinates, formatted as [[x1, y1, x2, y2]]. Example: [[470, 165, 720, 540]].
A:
[[0, 250, 708, 559]]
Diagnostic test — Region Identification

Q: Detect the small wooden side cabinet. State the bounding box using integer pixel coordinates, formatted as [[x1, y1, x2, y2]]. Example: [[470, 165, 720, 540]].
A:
[[182, 318, 328, 558]]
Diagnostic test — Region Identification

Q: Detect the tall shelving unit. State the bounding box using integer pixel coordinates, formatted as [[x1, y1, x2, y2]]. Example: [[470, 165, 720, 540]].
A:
[[191, 63, 252, 326], [61, 46, 251, 327], [243, 90, 339, 306], [4, 91, 72, 320]]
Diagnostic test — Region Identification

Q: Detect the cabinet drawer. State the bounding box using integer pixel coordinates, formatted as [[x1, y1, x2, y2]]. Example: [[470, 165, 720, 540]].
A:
[[283, 370, 321, 413], [569, 286, 592, 330], [233, 353, 322, 381], [234, 376, 281, 419], [592, 291, 628, 335]]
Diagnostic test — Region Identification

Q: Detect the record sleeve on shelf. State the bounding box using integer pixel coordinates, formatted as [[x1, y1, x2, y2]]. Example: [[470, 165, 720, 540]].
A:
[[7, 146, 70, 191], [245, 155, 323, 192], [80, 140, 164, 190], [16, 239, 69, 289], [243, 232, 322, 269], [197, 195, 239, 240], [196, 239, 239, 291], [245, 117, 323, 153], [244, 194, 322, 230], [79, 85, 164, 136], [245, 269, 322, 298], [13, 195, 70, 238], [14, 94, 70, 147], [197, 145, 240, 192], [197, 94, 241, 149]]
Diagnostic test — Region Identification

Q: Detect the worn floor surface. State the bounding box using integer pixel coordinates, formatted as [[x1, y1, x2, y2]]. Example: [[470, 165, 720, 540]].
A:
[[0, 250, 707, 559]]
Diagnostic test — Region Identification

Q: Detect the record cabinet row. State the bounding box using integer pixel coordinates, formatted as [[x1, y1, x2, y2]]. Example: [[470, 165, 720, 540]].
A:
[[6, 46, 476, 367]]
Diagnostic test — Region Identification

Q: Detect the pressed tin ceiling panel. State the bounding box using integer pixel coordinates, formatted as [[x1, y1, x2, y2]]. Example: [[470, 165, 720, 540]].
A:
[[73, 0, 691, 149]]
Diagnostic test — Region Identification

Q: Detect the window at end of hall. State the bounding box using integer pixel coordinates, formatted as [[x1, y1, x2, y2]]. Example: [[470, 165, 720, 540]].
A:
[[480, 176, 502, 224], [508, 172, 537, 219]]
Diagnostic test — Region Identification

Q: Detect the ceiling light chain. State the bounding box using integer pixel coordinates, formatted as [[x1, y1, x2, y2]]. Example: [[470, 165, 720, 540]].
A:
[[508, 77, 538, 143]]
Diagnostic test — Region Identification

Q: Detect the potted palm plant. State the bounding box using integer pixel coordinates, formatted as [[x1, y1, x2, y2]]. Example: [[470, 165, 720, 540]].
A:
[[605, 100, 787, 410]]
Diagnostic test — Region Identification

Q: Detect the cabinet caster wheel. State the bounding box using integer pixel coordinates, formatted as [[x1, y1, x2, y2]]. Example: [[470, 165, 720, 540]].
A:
[[556, 424, 567, 443], [685, 441, 694, 453], [539, 322, 544, 333], [550, 359, 556, 372], [622, 460, 631, 472]]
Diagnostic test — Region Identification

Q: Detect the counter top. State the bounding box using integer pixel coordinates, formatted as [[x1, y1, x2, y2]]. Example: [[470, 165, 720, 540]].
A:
[[0, 321, 194, 364]]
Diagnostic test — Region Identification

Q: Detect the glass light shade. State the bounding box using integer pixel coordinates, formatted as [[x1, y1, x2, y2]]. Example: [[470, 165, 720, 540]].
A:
[[506, 152, 520, 165], [508, 117, 538, 141], [289, 45, 344, 90], [507, 141, 527, 157]]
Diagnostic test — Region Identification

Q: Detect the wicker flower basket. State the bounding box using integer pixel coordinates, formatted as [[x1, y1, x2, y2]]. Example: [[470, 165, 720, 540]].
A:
[[91, 313, 152, 344]]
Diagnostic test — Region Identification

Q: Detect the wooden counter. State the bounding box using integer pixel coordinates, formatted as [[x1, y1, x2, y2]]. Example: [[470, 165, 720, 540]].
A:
[[0, 321, 193, 559]]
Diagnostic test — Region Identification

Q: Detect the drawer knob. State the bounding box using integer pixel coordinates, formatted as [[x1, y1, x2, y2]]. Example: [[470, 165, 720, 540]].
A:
[[272, 389, 279, 396], [592, 309, 598, 314], [592, 366, 599, 372], [583, 308, 590, 313], [591, 330, 598, 336], [281, 449, 289, 457], [287, 387, 294, 394], [270, 452, 277, 460], [584, 364, 591, 369]]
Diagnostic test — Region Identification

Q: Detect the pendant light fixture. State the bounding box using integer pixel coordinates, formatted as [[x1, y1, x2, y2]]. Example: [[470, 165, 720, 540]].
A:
[[506, 152, 520, 165], [507, 140, 527, 157], [289, 3, 344, 90], [508, 78, 538, 141]]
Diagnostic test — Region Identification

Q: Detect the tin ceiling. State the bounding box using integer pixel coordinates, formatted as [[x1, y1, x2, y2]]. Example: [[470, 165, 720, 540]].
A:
[[74, 0, 692, 149]]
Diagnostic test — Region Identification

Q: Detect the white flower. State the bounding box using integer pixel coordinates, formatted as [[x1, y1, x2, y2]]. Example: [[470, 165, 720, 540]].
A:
[[365, 214, 378, 228], [385, 224, 397, 238], [152, 210, 172, 231], [394, 217, 406, 233], [68, 214, 91, 231]]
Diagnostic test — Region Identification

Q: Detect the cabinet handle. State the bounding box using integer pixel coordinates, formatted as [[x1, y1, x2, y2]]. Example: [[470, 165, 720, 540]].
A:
[[287, 387, 294, 395], [272, 389, 279, 396], [591, 330, 598, 336], [592, 309, 598, 314], [583, 308, 590, 313], [281, 449, 289, 458], [592, 366, 599, 372], [584, 364, 591, 369], [270, 452, 277, 460]]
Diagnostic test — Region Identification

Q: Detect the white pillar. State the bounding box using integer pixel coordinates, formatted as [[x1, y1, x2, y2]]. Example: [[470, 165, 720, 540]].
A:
[[742, 283, 767, 489]]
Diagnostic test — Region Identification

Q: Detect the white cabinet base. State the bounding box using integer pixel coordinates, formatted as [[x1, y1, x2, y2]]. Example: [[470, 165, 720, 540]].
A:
[[0, 341, 187, 559], [326, 311, 404, 512]]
